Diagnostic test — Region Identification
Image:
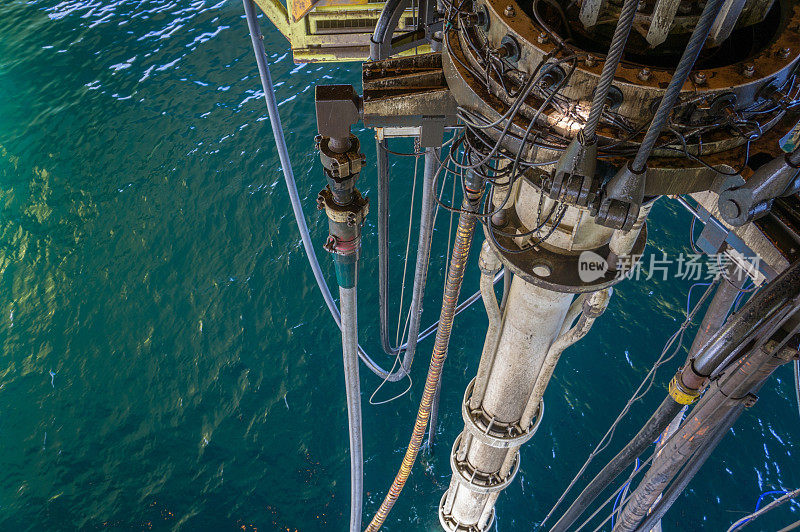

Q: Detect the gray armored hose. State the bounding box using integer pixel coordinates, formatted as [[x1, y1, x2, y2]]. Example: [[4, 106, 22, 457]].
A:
[[339, 286, 364, 532], [404, 148, 438, 370], [377, 138, 400, 357], [243, 0, 408, 381], [244, 4, 365, 529]]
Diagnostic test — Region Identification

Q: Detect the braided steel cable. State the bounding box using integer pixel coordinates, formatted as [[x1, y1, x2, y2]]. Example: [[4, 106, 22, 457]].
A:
[[583, 0, 638, 142], [365, 187, 483, 531], [631, 0, 726, 172]]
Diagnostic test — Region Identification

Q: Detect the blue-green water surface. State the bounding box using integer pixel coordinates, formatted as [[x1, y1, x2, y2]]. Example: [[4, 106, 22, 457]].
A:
[[0, 1, 798, 530]]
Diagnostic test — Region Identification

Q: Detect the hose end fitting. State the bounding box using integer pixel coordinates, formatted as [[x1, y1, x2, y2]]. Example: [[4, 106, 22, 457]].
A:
[[668, 371, 702, 405]]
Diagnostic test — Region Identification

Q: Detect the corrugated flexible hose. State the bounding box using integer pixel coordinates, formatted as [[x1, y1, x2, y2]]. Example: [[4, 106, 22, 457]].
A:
[[365, 191, 482, 531]]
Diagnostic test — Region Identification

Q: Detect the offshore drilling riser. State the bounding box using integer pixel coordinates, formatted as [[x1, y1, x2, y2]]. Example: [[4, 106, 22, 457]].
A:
[[242, 0, 800, 529]]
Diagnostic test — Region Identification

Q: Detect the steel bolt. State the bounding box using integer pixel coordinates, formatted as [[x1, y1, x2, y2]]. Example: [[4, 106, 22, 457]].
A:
[[743, 63, 755, 78], [779, 47, 792, 59], [585, 54, 596, 67], [537, 31, 548, 44], [692, 71, 707, 85], [637, 67, 651, 81], [533, 264, 552, 277], [504, 4, 515, 17]]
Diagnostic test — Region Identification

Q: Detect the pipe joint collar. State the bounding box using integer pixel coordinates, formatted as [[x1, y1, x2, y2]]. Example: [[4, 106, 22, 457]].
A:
[[448, 433, 521, 494], [438, 490, 496, 532], [462, 378, 543, 449]]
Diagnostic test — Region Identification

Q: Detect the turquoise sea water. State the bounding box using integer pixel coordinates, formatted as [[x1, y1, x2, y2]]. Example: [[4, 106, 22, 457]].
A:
[[0, 1, 797, 530]]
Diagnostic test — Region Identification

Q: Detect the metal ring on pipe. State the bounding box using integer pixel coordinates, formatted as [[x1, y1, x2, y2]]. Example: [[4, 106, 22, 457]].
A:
[[448, 433, 522, 494], [438, 490, 496, 532], [461, 377, 544, 449]]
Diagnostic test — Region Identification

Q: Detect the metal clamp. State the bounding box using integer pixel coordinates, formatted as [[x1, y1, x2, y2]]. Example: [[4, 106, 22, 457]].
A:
[[448, 433, 521, 494], [439, 490, 496, 532], [461, 378, 544, 449], [317, 187, 369, 226], [317, 134, 365, 179], [323, 234, 361, 256]]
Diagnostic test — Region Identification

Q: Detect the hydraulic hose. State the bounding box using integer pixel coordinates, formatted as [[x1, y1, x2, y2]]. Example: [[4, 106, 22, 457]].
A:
[[242, 0, 401, 381], [686, 262, 747, 361], [620, 404, 743, 532], [631, 0, 725, 172], [377, 137, 400, 357], [692, 260, 800, 377], [370, 0, 408, 61], [633, 262, 746, 531], [620, 339, 792, 532], [340, 286, 364, 532], [366, 183, 484, 532], [550, 261, 800, 532], [583, 0, 638, 142], [404, 148, 438, 369], [244, 0, 462, 383], [377, 144, 438, 380], [549, 395, 684, 532]]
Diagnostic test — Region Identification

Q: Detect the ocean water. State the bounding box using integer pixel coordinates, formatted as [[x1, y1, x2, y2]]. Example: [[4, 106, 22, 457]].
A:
[[0, 1, 797, 530]]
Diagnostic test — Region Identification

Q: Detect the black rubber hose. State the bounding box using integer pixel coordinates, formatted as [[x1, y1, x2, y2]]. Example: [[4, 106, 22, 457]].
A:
[[631, 404, 743, 532], [692, 260, 800, 376], [631, 0, 725, 172], [549, 396, 684, 532], [370, 0, 406, 61]]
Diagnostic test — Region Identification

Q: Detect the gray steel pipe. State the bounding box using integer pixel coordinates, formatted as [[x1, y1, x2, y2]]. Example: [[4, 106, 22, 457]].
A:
[[441, 278, 574, 531]]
